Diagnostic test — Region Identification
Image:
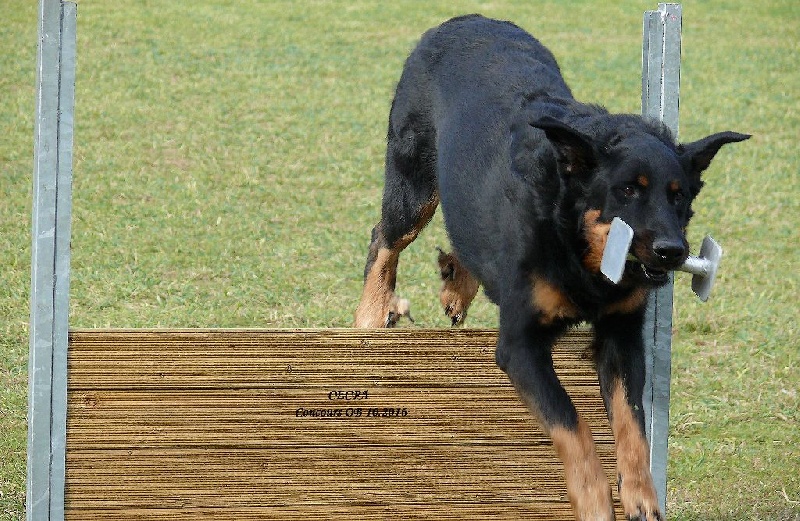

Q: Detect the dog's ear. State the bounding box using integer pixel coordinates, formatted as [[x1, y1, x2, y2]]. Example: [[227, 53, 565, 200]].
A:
[[531, 116, 598, 176], [678, 131, 751, 177]]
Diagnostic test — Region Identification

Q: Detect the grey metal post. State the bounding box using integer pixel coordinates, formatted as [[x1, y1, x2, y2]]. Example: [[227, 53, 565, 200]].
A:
[[28, 1, 77, 520], [641, 3, 681, 515]]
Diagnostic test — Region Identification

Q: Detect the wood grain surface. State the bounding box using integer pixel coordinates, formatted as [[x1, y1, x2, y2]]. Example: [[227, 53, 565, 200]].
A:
[[66, 328, 625, 520]]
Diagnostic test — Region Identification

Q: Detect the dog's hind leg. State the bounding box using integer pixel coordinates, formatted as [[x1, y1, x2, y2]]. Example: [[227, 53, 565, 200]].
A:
[[354, 196, 438, 328], [354, 121, 439, 328], [437, 249, 480, 326]]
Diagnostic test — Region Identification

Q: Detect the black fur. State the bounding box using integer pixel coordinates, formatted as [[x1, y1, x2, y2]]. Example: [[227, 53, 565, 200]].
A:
[[360, 14, 749, 518]]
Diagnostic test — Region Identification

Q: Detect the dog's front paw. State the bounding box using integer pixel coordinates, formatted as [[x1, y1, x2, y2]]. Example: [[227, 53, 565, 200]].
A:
[[618, 474, 663, 521], [625, 509, 663, 521]]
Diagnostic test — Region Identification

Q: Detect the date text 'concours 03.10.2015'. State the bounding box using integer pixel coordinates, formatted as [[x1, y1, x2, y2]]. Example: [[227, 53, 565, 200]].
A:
[[294, 390, 409, 419]]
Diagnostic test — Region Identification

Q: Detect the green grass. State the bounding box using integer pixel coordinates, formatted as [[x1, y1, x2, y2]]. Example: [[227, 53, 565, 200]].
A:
[[2, 1, 798, 519]]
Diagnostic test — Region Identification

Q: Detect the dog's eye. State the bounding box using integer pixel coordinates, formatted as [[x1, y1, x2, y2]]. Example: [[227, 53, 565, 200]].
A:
[[620, 185, 638, 198], [669, 190, 686, 206]]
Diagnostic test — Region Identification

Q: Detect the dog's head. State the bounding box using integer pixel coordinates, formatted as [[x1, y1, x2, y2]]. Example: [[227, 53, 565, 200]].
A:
[[532, 116, 749, 285]]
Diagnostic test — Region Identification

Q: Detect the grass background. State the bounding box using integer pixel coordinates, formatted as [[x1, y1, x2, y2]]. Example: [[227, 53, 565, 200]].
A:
[[2, 0, 798, 519]]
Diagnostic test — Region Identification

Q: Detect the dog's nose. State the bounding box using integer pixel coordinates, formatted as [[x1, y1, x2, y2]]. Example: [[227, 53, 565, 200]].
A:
[[652, 240, 687, 265]]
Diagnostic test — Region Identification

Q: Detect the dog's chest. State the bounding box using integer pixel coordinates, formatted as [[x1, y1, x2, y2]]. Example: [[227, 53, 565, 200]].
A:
[[531, 276, 650, 325]]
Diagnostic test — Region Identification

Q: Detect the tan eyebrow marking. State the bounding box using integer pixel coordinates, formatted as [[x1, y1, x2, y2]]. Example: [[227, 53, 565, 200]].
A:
[[637, 175, 649, 188]]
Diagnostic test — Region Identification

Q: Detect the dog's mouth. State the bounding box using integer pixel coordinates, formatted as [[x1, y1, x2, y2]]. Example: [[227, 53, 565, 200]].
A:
[[640, 263, 669, 284], [625, 260, 670, 285]]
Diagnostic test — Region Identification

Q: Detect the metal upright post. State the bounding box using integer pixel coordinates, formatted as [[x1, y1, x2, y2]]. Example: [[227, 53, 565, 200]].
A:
[[28, 2, 77, 520], [641, 3, 681, 516]]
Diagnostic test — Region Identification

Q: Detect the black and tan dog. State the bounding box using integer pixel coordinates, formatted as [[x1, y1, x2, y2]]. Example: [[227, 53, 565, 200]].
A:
[[355, 14, 748, 520]]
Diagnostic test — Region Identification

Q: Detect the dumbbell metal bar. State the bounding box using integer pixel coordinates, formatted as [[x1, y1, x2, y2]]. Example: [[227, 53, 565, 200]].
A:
[[601, 218, 723, 302]]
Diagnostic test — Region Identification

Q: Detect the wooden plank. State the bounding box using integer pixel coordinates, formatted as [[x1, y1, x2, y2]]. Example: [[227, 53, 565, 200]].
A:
[[66, 328, 625, 520]]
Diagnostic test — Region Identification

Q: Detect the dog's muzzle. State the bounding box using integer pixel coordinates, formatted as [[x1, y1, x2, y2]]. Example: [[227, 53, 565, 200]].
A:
[[632, 239, 688, 285]]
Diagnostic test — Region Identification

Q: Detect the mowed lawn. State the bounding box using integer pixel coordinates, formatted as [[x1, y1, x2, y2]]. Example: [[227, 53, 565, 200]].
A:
[[2, 1, 798, 519]]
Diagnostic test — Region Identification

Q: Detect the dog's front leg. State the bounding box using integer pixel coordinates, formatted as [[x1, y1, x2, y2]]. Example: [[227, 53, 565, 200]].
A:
[[595, 311, 663, 521], [496, 309, 614, 521]]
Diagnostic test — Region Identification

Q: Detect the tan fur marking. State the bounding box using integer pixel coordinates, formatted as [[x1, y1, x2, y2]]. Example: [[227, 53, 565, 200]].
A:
[[582, 209, 612, 273], [531, 276, 580, 325], [637, 175, 649, 188], [551, 418, 615, 521], [669, 180, 681, 193], [393, 192, 440, 250], [354, 247, 402, 327], [609, 379, 661, 519], [438, 251, 480, 325], [602, 287, 649, 316]]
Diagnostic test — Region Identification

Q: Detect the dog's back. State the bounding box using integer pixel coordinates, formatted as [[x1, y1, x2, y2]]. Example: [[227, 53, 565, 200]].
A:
[[392, 15, 572, 140], [412, 15, 570, 101]]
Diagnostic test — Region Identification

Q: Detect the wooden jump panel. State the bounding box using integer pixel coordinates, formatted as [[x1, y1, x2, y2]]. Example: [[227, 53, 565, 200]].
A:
[[66, 328, 625, 520]]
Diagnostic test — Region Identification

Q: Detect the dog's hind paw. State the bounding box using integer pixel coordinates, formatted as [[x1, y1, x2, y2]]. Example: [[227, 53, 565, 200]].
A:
[[444, 304, 465, 326], [437, 248, 480, 327], [355, 290, 413, 328], [385, 297, 413, 327]]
